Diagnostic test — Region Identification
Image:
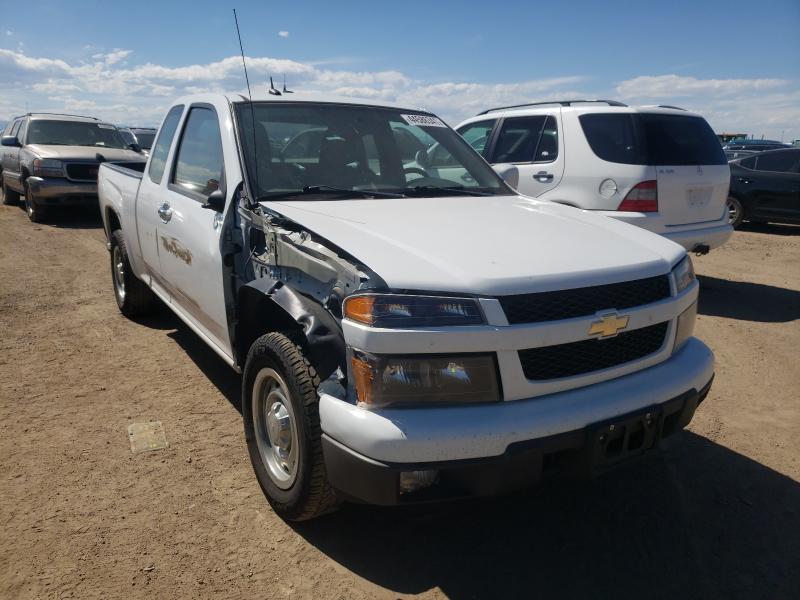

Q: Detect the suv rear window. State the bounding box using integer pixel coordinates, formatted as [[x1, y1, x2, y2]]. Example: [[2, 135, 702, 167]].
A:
[[579, 113, 726, 166]]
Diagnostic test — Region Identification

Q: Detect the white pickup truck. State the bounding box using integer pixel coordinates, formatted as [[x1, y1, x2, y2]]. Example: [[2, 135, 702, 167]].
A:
[[98, 92, 714, 521]]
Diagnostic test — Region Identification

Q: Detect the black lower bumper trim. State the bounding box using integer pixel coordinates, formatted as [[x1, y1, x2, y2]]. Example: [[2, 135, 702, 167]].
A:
[[322, 377, 714, 506]]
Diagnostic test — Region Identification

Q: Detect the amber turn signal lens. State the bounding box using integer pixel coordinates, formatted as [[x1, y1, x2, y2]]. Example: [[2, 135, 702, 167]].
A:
[[351, 355, 375, 405], [344, 295, 376, 325]]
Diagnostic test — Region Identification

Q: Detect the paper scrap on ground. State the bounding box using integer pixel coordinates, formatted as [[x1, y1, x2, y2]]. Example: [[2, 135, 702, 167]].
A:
[[128, 421, 169, 454]]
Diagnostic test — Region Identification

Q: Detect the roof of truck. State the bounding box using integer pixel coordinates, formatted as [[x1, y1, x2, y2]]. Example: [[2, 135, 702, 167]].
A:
[[216, 91, 428, 114]]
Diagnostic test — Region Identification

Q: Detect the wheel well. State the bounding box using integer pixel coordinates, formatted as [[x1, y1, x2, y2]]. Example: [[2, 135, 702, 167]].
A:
[[236, 286, 303, 366], [106, 208, 122, 237]]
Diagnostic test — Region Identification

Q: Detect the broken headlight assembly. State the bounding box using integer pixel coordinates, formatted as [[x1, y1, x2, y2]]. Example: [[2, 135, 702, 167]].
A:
[[350, 352, 501, 408], [343, 293, 483, 328]]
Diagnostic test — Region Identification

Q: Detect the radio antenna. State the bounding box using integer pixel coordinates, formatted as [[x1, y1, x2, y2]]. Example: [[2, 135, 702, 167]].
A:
[[233, 8, 259, 202]]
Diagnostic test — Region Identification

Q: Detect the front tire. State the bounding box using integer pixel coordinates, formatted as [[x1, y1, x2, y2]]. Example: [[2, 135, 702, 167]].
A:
[[242, 333, 338, 521], [727, 195, 744, 229], [24, 182, 47, 223], [110, 229, 156, 317]]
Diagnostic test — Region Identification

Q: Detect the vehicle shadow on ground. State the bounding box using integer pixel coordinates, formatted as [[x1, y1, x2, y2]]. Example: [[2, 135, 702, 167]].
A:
[[698, 275, 800, 322], [293, 433, 800, 599], [164, 318, 243, 413], [739, 222, 800, 236], [15, 203, 104, 229]]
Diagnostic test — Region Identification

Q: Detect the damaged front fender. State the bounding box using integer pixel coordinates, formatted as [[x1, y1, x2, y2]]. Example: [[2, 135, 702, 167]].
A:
[[236, 278, 345, 381]]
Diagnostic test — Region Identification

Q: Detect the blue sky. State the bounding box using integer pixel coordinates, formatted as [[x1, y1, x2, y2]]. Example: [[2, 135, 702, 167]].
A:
[[1, 0, 799, 138]]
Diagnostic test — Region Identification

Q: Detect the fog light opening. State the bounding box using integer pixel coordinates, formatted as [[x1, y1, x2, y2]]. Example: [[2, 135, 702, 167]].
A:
[[399, 470, 439, 494]]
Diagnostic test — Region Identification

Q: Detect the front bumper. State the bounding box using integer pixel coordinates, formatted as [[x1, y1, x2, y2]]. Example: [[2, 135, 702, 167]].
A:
[[27, 176, 98, 205], [323, 378, 711, 505], [320, 337, 714, 505]]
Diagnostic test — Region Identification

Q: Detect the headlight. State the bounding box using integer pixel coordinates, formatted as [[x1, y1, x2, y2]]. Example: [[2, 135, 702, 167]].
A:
[[672, 255, 695, 294], [350, 352, 501, 408], [343, 294, 483, 327], [674, 301, 697, 352], [32, 158, 64, 178]]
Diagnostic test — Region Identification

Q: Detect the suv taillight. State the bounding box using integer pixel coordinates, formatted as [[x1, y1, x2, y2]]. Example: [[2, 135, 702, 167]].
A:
[[618, 180, 658, 212]]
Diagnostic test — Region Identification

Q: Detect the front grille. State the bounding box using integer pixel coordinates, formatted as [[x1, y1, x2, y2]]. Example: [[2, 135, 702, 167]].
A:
[[518, 321, 669, 380], [498, 275, 671, 324], [66, 163, 100, 181]]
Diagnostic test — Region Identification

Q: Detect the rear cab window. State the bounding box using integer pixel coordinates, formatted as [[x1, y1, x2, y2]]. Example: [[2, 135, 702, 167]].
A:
[[579, 113, 726, 166], [148, 105, 184, 184]]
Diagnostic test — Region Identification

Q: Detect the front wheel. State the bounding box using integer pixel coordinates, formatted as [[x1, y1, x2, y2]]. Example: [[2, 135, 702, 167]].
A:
[[727, 195, 744, 229], [24, 182, 47, 223], [242, 332, 338, 521]]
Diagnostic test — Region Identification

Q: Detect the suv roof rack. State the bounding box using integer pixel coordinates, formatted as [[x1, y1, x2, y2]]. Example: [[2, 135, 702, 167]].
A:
[[477, 99, 627, 115], [26, 112, 101, 121], [656, 104, 686, 111]]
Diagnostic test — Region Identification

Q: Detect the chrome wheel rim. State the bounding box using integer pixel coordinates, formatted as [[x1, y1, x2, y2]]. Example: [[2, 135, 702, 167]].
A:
[[252, 368, 299, 489], [112, 245, 126, 303], [727, 197, 740, 224]]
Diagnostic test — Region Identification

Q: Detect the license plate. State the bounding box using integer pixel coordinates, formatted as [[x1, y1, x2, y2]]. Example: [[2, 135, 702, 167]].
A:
[[686, 187, 711, 208], [589, 406, 661, 471]]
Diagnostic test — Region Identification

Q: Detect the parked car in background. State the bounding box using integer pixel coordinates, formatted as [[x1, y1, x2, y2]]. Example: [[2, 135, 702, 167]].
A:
[[0, 113, 144, 222], [727, 148, 800, 228], [725, 149, 759, 161], [118, 126, 157, 158], [453, 100, 732, 253], [97, 92, 713, 520], [723, 139, 791, 152]]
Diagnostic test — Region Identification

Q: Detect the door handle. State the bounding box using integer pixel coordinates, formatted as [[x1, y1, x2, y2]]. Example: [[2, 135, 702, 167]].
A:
[[158, 202, 172, 223], [534, 170, 554, 182]]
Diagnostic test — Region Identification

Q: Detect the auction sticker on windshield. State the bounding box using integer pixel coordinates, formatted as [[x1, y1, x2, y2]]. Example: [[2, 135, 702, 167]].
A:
[[402, 114, 447, 128]]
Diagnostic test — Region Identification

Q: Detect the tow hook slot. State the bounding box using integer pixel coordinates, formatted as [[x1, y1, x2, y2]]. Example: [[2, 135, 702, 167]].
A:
[[693, 244, 710, 256]]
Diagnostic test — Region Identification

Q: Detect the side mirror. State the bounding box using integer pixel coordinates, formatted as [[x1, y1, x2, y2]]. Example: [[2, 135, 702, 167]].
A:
[[415, 148, 430, 169], [492, 163, 519, 189], [1, 135, 21, 147], [201, 189, 226, 212], [129, 143, 142, 153]]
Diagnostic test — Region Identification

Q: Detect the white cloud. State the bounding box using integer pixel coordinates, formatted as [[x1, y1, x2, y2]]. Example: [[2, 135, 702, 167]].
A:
[[5, 30, 12, 37], [616, 74, 788, 98], [278, 31, 289, 38], [0, 49, 796, 140]]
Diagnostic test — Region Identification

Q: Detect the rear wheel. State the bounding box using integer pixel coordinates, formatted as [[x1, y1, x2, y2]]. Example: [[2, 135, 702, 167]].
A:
[[24, 182, 47, 223], [727, 195, 744, 229], [110, 229, 156, 317], [2, 179, 20, 205], [242, 332, 338, 521]]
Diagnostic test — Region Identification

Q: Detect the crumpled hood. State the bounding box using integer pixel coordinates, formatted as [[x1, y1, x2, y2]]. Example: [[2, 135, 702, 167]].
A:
[[261, 195, 686, 295], [27, 145, 144, 162]]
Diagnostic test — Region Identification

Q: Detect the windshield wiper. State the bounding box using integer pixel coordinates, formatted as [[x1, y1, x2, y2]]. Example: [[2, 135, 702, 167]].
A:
[[404, 185, 493, 197], [257, 185, 405, 201]]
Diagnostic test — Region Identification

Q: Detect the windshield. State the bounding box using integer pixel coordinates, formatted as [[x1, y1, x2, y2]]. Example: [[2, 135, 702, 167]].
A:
[[133, 132, 155, 149], [234, 102, 511, 200], [27, 120, 128, 148]]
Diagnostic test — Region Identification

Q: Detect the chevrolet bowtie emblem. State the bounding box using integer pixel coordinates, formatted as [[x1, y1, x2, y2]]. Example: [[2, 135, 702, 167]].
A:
[[588, 313, 630, 338]]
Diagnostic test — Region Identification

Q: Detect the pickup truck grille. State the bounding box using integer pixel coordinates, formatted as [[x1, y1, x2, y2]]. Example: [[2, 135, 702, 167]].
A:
[[518, 321, 669, 380], [66, 163, 100, 182], [498, 275, 671, 324]]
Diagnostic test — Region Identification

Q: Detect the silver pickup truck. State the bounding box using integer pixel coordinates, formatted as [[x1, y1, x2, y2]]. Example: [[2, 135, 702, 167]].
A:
[[98, 92, 714, 521], [0, 112, 143, 222]]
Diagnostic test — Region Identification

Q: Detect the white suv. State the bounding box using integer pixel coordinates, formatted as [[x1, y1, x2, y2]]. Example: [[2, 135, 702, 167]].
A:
[[452, 100, 732, 253]]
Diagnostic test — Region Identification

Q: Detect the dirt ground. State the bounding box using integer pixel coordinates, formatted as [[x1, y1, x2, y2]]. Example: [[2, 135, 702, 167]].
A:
[[1, 202, 798, 600]]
